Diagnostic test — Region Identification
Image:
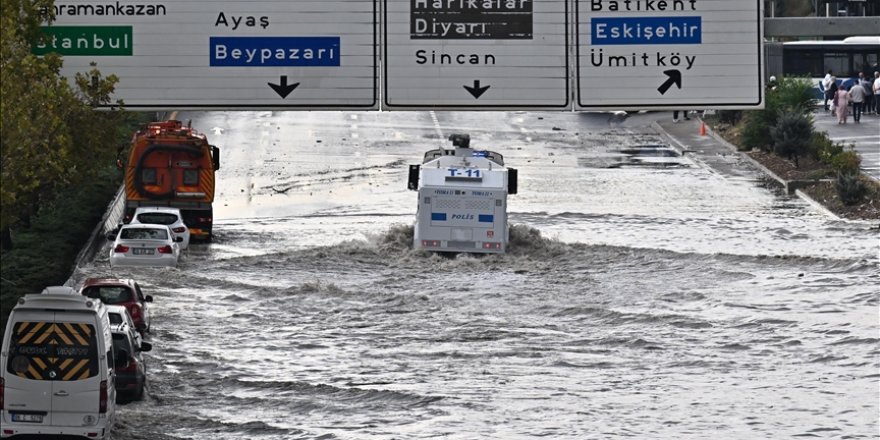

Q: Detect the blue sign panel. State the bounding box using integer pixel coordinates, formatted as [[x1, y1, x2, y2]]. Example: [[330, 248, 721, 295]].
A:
[[431, 213, 447, 221], [210, 36, 341, 67], [591, 17, 701, 45]]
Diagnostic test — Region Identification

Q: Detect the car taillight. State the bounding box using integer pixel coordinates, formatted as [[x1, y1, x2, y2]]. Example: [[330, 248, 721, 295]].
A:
[[172, 226, 186, 233], [123, 214, 132, 223], [120, 358, 138, 374], [128, 303, 142, 321], [114, 245, 130, 253], [157, 245, 173, 254], [99, 380, 107, 413], [198, 217, 212, 224]]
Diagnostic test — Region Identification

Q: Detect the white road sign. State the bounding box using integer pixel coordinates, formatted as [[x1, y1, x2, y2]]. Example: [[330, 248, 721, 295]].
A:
[[383, 0, 570, 109], [575, 0, 764, 110], [36, 1, 378, 109]]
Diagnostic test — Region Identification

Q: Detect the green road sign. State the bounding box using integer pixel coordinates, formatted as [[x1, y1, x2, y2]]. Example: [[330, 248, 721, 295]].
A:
[[33, 26, 133, 56]]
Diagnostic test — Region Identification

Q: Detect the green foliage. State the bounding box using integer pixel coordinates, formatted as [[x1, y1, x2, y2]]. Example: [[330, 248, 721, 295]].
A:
[[741, 77, 816, 154], [771, 0, 814, 16], [770, 109, 813, 167], [717, 110, 743, 125], [808, 131, 841, 162], [1, 1, 128, 245], [740, 111, 773, 151], [771, 76, 815, 111], [836, 171, 867, 205], [0, 165, 122, 337], [829, 149, 862, 174]]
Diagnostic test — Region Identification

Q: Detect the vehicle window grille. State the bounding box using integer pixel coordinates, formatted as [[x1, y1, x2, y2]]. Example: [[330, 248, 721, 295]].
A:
[[183, 169, 199, 185], [465, 200, 492, 210], [435, 199, 461, 210]]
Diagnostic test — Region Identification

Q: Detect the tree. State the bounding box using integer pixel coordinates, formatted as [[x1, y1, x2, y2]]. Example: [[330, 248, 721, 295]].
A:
[[771, 109, 813, 167], [1, 0, 125, 249]]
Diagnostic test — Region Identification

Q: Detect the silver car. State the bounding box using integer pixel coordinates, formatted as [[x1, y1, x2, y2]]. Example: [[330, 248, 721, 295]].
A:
[[109, 224, 182, 268]]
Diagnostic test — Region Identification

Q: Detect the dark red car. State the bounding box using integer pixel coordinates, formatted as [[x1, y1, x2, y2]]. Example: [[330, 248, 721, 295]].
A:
[[80, 278, 153, 333]]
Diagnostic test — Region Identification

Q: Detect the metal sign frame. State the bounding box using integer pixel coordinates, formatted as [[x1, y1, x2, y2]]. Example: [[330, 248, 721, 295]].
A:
[[574, 0, 764, 110]]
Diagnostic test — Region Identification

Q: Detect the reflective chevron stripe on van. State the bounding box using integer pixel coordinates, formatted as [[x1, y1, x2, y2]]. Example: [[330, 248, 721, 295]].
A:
[[10, 321, 98, 381]]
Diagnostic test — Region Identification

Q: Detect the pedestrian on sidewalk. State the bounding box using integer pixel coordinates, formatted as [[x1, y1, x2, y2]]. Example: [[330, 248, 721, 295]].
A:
[[857, 72, 873, 116], [822, 70, 834, 112], [672, 110, 691, 123], [872, 72, 880, 115], [827, 76, 839, 116], [835, 85, 851, 124], [848, 80, 866, 123]]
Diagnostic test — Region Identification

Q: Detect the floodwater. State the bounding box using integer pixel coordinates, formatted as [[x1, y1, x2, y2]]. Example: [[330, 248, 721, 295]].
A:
[[71, 111, 878, 439]]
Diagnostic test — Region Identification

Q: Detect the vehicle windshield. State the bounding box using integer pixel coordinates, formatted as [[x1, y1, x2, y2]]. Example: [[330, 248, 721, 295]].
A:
[[120, 228, 168, 240], [82, 286, 133, 304], [112, 332, 133, 358], [108, 312, 124, 325], [6, 321, 99, 381], [136, 213, 178, 225]]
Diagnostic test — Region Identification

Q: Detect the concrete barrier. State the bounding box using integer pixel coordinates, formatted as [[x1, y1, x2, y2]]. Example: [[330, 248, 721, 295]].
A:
[[64, 185, 126, 286]]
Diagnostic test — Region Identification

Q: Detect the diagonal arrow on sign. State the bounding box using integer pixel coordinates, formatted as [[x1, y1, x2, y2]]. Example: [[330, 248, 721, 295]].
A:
[[268, 75, 300, 99], [657, 69, 682, 95], [463, 80, 491, 99]]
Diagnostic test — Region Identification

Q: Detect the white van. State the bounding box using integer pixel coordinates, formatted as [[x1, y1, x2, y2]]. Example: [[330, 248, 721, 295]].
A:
[[1, 287, 117, 439]]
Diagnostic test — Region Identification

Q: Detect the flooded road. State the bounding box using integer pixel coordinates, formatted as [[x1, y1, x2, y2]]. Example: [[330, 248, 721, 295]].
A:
[[72, 111, 878, 439]]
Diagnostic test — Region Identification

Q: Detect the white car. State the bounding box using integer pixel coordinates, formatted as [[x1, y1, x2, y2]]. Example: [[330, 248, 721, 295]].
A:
[[104, 305, 144, 350], [108, 224, 182, 268], [129, 206, 190, 249]]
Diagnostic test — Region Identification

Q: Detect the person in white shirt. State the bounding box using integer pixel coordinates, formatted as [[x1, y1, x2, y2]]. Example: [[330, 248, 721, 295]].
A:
[[872, 71, 880, 115], [822, 70, 834, 112]]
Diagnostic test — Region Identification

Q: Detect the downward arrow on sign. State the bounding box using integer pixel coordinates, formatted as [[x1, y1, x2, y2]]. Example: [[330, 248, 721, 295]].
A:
[[464, 80, 490, 99], [268, 75, 300, 99]]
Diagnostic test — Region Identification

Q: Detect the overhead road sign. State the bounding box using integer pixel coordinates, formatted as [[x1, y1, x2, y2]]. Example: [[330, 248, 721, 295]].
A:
[[383, 0, 570, 110], [36, 0, 378, 109], [575, 0, 764, 110]]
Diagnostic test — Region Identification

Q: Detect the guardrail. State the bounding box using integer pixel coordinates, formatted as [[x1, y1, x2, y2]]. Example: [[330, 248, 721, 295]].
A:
[[65, 185, 126, 285]]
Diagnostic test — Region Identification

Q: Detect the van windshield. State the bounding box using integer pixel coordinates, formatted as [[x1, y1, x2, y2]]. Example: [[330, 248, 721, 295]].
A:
[[82, 286, 133, 304], [6, 321, 99, 381]]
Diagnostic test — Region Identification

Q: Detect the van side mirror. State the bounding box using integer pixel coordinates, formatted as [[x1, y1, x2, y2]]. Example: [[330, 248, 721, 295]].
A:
[[145, 295, 154, 302], [106, 232, 117, 241], [115, 350, 130, 368], [508, 168, 518, 195], [211, 145, 220, 170], [407, 165, 420, 191], [175, 236, 184, 243], [138, 342, 152, 352]]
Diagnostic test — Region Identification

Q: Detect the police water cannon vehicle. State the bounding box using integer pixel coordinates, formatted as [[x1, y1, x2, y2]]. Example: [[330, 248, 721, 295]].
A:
[[407, 134, 517, 254]]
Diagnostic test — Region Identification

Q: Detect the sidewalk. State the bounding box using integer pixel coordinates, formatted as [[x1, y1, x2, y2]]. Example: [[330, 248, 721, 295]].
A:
[[651, 116, 841, 220], [811, 107, 880, 183]]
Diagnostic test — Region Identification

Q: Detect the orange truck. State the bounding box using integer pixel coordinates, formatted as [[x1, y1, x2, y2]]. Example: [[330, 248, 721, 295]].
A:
[[123, 120, 220, 240]]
